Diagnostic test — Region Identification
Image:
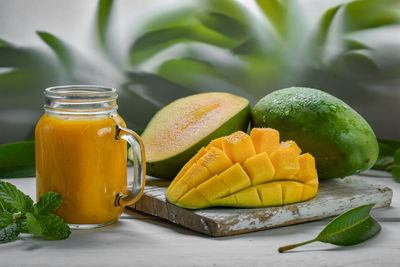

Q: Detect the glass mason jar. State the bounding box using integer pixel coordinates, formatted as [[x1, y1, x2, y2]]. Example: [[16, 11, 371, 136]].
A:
[[35, 85, 145, 229]]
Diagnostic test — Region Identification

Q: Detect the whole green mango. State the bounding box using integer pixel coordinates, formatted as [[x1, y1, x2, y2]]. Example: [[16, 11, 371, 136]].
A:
[[251, 87, 378, 179]]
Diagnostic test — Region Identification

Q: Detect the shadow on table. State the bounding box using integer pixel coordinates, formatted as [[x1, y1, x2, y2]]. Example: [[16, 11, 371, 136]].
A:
[[122, 208, 206, 237], [2, 219, 161, 251]]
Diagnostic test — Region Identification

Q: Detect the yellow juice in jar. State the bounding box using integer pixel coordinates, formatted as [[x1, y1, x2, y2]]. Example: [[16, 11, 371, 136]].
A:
[[35, 114, 127, 224]]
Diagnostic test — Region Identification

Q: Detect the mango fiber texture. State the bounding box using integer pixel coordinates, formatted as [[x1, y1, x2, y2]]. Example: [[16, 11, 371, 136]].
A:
[[166, 128, 319, 209]]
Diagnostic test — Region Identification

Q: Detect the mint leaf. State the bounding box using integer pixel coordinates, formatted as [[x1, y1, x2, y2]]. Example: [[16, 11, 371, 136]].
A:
[[26, 212, 70, 240], [36, 214, 71, 240], [16, 219, 28, 233], [0, 181, 33, 212], [34, 192, 62, 215], [0, 223, 19, 243], [279, 203, 381, 252], [26, 212, 44, 237], [0, 211, 13, 228], [0, 198, 9, 212]]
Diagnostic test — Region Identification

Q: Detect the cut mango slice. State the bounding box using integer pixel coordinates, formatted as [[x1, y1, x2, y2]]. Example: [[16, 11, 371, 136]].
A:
[[166, 128, 319, 209]]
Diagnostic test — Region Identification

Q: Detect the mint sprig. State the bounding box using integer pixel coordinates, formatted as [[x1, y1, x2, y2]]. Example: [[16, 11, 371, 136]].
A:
[[0, 181, 71, 243]]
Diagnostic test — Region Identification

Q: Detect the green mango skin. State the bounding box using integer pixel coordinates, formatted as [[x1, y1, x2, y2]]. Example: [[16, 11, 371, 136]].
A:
[[251, 87, 378, 179], [146, 104, 250, 179]]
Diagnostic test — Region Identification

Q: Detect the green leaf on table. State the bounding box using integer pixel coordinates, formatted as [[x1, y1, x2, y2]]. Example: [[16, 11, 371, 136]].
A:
[[0, 181, 70, 242], [37, 31, 74, 72], [0, 141, 35, 178], [37, 214, 71, 240], [0, 181, 33, 212], [96, 0, 114, 51], [34, 192, 62, 215], [0, 223, 20, 243], [279, 203, 381, 252], [26, 212, 44, 237], [16, 219, 28, 233], [0, 211, 13, 229]]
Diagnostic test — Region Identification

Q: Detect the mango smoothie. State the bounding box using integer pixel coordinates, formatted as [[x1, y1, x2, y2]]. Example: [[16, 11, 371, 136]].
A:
[[35, 114, 127, 224]]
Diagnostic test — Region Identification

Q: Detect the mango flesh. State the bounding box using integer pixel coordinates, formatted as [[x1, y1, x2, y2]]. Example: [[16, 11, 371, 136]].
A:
[[136, 92, 250, 179], [166, 128, 319, 209]]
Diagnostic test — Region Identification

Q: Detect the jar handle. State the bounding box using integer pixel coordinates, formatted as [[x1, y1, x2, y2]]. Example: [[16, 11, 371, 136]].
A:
[[115, 125, 146, 207]]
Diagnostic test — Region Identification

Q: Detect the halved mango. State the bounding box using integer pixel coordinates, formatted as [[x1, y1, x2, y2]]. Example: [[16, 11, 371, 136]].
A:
[[166, 128, 319, 209]]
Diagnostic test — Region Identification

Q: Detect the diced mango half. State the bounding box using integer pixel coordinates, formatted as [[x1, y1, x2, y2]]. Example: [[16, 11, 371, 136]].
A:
[[166, 128, 319, 209]]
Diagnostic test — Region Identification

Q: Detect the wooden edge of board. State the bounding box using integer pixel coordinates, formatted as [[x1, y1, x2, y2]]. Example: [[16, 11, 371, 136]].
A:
[[127, 178, 393, 237]]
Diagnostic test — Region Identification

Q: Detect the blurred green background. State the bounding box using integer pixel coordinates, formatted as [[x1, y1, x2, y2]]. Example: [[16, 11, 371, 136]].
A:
[[1, 0, 400, 144]]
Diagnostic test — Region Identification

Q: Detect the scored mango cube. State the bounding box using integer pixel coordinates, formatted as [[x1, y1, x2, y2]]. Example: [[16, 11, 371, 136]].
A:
[[250, 128, 280, 155], [219, 163, 251, 194], [295, 153, 318, 183], [166, 128, 319, 209], [280, 140, 302, 155], [222, 131, 256, 164], [256, 182, 283, 206], [233, 187, 261, 207], [178, 188, 209, 208], [169, 147, 208, 190], [242, 152, 275, 185], [280, 181, 304, 204], [197, 147, 233, 175], [206, 137, 224, 150], [269, 147, 301, 179], [197, 175, 230, 201], [212, 195, 236, 206]]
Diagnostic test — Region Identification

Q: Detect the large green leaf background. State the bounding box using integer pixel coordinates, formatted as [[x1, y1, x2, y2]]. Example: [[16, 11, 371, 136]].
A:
[[1, 0, 400, 144]]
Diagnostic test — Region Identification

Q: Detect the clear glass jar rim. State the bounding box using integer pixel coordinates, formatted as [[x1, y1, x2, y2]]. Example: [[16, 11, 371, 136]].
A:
[[44, 85, 117, 100]]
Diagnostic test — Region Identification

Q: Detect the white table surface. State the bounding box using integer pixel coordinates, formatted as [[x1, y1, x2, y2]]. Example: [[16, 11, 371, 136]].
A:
[[1, 173, 399, 267]]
